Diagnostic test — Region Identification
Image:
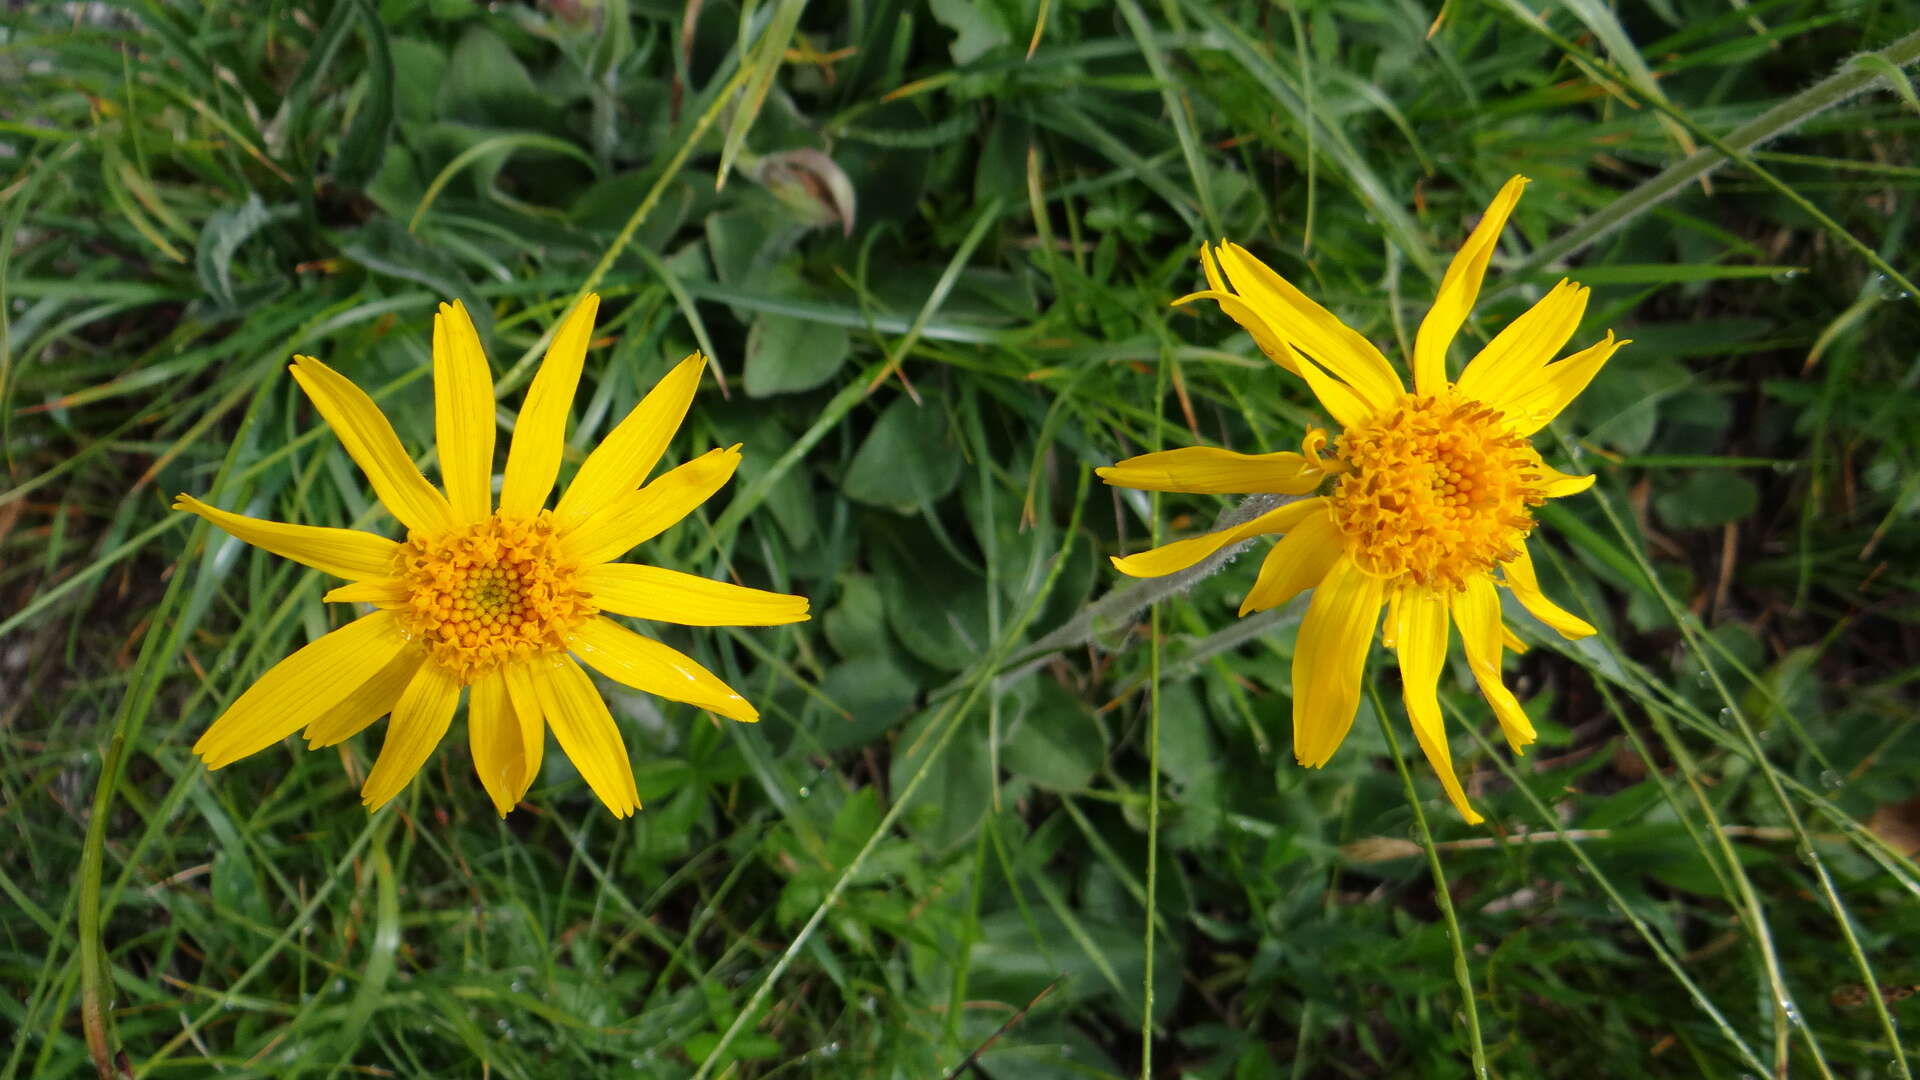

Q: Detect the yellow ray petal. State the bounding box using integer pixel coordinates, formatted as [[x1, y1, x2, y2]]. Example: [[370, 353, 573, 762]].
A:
[[1454, 279, 1588, 402], [555, 353, 708, 529], [468, 674, 524, 816], [322, 578, 409, 606], [1502, 624, 1530, 654], [194, 611, 408, 769], [1214, 242, 1403, 409], [500, 295, 601, 517], [174, 494, 397, 581], [1291, 555, 1385, 768], [1413, 175, 1528, 395], [581, 563, 810, 626], [528, 653, 640, 818], [499, 662, 547, 802], [568, 615, 760, 724], [289, 355, 453, 535], [1097, 445, 1325, 495], [559, 445, 742, 566], [1171, 288, 1303, 377], [1450, 576, 1536, 751], [1395, 587, 1483, 824], [434, 300, 497, 524], [1110, 498, 1325, 580], [1239, 506, 1344, 615], [1501, 332, 1628, 436], [1502, 542, 1597, 640], [1534, 460, 1596, 498], [304, 646, 423, 748], [360, 661, 462, 811]]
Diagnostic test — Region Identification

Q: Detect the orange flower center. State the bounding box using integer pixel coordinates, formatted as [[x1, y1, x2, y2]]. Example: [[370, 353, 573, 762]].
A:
[[392, 512, 594, 684], [1326, 394, 1547, 590]]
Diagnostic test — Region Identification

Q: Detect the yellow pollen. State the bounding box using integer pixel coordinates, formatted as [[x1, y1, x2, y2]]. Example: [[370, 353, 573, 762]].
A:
[[392, 511, 595, 684], [1326, 393, 1549, 590]]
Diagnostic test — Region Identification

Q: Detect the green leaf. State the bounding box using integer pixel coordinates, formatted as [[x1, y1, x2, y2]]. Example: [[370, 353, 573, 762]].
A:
[[744, 313, 850, 397], [842, 395, 962, 512], [1003, 680, 1108, 791]]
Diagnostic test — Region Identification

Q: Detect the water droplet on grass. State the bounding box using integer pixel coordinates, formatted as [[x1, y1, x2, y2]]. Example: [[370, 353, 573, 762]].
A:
[[1819, 769, 1843, 791]]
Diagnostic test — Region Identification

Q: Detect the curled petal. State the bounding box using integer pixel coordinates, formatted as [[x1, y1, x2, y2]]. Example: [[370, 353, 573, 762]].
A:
[[1395, 587, 1482, 823], [1238, 507, 1343, 616], [1111, 498, 1324, 580], [1291, 555, 1384, 768], [1456, 279, 1588, 401], [1414, 175, 1528, 395], [1450, 576, 1536, 751], [1502, 543, 1597, 640]]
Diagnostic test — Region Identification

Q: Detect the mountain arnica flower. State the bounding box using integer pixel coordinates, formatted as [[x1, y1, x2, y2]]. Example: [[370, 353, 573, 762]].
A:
[[1099, 176, 1622, 823], [177, 296, 808, 818]]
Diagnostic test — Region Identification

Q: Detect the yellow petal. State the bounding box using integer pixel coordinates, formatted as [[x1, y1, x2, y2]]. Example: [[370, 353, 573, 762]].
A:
[[322, 578, 409, 606], [434, 300, 497, 524], [1239, 507, 1344, 615], [1395, 587, 1483, 824], [581, 563, 810, 626], [1291, 555, 1385, 767], [528, 653, 640, 818], [1096, 446, 1325, 495], [1110, 497, 1325, 580], [360, 661, 462, 811], [559, 445, 741, 566], [174, 494, 397, 581], [194, 611, 407, 769], [467, 674, 524, 816], [554, 353, 708, 529], [1413, 175, 1528, 395], [1502, 542, 1596, 640], [500, 295, 601, 517], [1450, 576, 1536, 751], [568, 616, 759, 723], [499, 662, 547, 802], [1454, 279, 1588, 402], [1502, 624, 1530, 654], [1215, 242, 1403, 409], [289, 356, 453, 535], [304, 647, 423, 748], [1535, 460, 1596, 498], [1500, 332, 1628, 436], [1172, 287, 1303, 377]]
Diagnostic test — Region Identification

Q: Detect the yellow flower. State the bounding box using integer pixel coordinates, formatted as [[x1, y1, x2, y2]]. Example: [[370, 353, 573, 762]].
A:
[[176, 296, 808, 818], [1099, 176, 1624, 824]]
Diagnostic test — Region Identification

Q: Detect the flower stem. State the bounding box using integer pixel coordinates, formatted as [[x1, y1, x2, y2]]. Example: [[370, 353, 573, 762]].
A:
[[1368, 682, 1489, 1079]]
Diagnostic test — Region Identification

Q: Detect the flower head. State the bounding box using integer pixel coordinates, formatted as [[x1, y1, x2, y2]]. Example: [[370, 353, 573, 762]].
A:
[[1098, 176, 1623, 823], [177, 296, 808, 818]]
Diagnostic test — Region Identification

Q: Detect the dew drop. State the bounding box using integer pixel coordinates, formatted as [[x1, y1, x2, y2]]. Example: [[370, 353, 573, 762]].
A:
[[1695, 669, 1713, 688], [1717, 707, 1734, 726], [1819, 769, 1843, 791], [797, 786, 812, 799]]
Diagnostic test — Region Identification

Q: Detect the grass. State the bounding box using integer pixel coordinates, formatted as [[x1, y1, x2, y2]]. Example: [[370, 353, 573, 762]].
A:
[[4, 0, 1920, 1076]]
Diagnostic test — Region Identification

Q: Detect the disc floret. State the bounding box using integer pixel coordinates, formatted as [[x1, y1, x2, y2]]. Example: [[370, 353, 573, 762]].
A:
[[393, 511, 595, 683], [1327, 393, 1547, 590]]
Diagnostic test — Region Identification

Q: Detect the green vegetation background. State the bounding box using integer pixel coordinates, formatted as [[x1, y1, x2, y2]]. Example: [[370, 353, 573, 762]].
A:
[[4, 0, 1919, 1076]]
